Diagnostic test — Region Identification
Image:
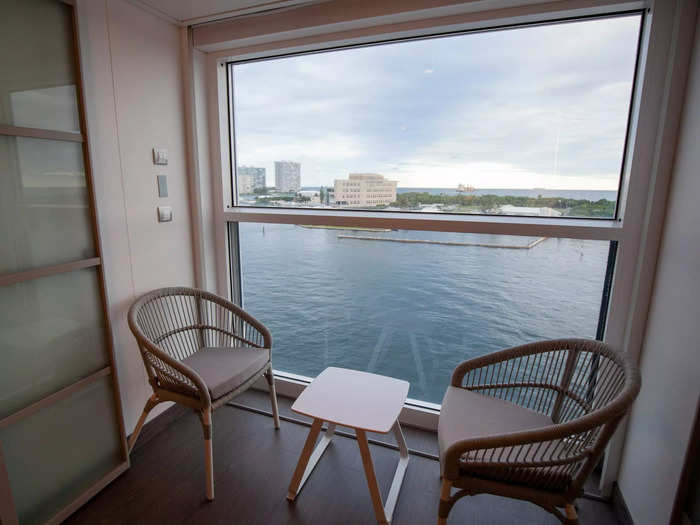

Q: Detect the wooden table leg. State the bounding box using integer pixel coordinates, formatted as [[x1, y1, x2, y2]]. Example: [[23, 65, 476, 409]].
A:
[[385, 421, 409, 520], [356, 421, 409, 525], [287, 419, 336, 501]]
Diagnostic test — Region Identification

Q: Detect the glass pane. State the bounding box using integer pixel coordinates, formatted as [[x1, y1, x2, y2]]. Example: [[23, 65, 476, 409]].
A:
[[0, 0, 79, 132], [0, 376, 122, 525], [9, 85, 80, 133], [231, 14, 641, 218], [238, 222, 610, 404], [0, 268, 109, 419], [0, 136, 94, 274]]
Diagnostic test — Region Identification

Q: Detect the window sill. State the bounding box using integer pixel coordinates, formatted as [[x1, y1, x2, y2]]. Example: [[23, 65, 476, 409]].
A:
[[224, 206, 624, 240]]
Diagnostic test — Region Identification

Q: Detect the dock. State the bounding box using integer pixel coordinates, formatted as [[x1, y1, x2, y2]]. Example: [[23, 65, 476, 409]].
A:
[[337, 235, 548, 249], [299, 225, 391, 232]]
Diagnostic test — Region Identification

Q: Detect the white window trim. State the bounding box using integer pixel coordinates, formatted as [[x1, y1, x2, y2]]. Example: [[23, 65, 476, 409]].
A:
[[223, 208, 625, 240], [185, 0, 698, 497]]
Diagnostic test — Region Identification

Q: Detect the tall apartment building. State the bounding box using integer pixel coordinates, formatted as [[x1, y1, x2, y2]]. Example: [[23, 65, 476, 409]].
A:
[[334, 173, 397, 207], [274, 161, 301, 192], [237, 166, 266, 194]]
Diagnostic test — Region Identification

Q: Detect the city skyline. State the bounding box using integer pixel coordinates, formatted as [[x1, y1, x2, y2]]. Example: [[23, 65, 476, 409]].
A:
[[232, 15, 640, 191], [237, 161, 622, 193]]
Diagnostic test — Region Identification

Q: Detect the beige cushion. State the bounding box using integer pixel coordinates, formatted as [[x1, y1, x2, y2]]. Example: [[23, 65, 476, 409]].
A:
[[182, 346, 269, 400], [438, 387, 576, 490], [438, 386, 552, 464]]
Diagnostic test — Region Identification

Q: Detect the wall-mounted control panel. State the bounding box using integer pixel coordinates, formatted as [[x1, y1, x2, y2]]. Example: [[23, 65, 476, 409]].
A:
[[154, 146, 169, 223], [152, 147, 168, 165], [157, 206, 172, 223]]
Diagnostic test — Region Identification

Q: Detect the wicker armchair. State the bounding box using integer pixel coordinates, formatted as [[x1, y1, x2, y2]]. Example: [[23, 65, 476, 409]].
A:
[[437, 338, 640, 524], [126, 287, 280, 501]]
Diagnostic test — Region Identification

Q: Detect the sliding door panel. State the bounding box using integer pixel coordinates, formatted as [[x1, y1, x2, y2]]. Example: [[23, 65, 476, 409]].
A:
[[0, 377, 122, 525], [0, 2, 128, 522]]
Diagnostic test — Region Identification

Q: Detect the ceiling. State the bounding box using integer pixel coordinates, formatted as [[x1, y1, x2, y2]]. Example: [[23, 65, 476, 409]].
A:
[[130, 0, 323, 26]]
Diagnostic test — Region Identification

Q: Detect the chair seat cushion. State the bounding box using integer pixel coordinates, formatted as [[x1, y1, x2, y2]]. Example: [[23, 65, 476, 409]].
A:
[[438, 386, 552, 468], [438, 387, 575, 491], [182, 346, 269, 400]]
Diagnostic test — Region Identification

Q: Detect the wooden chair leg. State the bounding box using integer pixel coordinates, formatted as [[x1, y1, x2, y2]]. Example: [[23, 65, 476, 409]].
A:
[[564, 503, 578, 525], [266, 367, 280, 429], [200, 408, 214, 501], [437, 479, 453, 525], [127, 394, 159, 454]]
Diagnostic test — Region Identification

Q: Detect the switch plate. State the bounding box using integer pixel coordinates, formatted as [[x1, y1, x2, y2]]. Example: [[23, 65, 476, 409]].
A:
[[157, 175, 168, 197], [152, 147, 168, 165], [157, 206, 172, 222]]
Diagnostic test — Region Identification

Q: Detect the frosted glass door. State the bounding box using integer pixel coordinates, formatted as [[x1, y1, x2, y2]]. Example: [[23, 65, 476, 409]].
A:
[[0, 1, 127, 524]]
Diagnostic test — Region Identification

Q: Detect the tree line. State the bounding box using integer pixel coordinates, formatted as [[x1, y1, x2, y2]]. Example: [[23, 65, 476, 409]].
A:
[[390, 192, 615, 217]]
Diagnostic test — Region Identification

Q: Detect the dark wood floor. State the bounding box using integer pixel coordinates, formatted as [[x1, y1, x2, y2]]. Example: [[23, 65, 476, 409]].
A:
[[67, 390, 620, 525]]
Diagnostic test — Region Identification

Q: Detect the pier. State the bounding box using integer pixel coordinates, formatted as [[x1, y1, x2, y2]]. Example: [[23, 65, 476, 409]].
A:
[[337, 235, 548, 249]]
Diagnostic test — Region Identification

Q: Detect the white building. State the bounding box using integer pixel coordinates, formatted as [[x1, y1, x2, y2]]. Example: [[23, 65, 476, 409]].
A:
[[274, 161, 301, 192], [334, 173, 397, 207]]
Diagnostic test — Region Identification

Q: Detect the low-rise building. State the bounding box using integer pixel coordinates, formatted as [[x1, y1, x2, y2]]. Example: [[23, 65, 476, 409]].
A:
[[499, 205, 563, 217], [334, 173, 397, 207], [298, 190, 321, 204]]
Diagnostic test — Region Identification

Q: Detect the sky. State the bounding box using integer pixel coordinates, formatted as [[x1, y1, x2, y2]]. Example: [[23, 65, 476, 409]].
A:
[[232, 14, 641, 190]]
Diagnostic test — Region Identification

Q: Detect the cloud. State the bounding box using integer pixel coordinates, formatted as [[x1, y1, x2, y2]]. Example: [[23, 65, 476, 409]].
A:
[[232, 14, 641, 189]]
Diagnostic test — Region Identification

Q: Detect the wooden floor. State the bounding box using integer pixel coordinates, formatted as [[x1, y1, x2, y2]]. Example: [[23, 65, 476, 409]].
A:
[[67, 391, 620, 525]]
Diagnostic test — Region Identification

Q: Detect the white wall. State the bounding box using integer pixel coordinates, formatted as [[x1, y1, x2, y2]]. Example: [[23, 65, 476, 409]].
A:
[[617, 12, 700, 525], [76, 0, 195, 432]]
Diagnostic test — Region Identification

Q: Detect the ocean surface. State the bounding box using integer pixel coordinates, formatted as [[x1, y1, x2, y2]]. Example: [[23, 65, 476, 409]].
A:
[[239, 210, 611, 403]]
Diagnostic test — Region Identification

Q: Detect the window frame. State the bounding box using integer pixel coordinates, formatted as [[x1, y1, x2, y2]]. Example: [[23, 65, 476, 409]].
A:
[[223, 11, 641, 405], [196, 0, 690, 497]]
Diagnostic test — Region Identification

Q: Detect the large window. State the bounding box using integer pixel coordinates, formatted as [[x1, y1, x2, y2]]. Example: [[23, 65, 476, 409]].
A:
[[223, 12, 643, 406], [229, 14, 641, 218]]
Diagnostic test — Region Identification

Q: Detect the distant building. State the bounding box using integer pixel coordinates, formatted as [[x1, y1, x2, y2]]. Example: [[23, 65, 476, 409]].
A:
[[237, 166, 266, 194], [274, 161, 301, 192], [334, 173, 397, 207], [499, 205, 562, 217]]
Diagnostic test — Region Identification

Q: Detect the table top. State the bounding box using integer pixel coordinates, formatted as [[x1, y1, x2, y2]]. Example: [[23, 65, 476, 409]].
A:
[[290, 367, 409, 433]]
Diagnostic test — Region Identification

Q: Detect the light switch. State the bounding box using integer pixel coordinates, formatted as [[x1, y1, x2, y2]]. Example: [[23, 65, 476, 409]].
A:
[[157, 175, 168, 197], [157, 206, 173, 222], [152, 147, 168, 165]]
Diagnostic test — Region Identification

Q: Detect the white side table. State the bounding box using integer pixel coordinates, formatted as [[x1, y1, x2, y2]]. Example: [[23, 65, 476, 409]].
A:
[[287, 367, 410, 525]]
